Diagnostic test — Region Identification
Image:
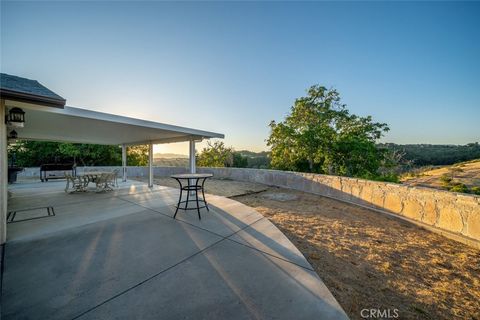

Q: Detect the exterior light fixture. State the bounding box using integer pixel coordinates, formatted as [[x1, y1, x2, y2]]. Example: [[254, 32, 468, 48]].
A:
[[5, 107, 25, 128], [8, 130, 18, 140]]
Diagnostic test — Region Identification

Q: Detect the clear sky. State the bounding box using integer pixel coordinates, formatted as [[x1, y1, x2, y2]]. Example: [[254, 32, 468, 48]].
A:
[[1, 1, 479, 155]]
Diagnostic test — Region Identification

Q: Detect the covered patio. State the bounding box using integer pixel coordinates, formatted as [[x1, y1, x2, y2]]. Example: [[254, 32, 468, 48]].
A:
[[1, 72, 223, 244], [1, 74, 348, 319]]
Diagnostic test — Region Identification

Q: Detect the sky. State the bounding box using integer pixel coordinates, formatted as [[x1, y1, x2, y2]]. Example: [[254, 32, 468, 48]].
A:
[[1, 1, 479, 155]]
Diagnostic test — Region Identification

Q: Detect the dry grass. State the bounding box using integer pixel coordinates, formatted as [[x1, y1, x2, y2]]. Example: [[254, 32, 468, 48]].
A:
[[234, 188, 480, 320], [402, 160, 480, 190]]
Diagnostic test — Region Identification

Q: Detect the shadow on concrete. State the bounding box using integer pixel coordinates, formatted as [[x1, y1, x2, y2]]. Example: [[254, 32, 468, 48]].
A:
[[2, 180, 349, 320]]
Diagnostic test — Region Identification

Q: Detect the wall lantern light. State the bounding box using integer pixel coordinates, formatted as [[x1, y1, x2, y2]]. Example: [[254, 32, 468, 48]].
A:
[[8, 130, 18, 140], [5, 107, 25, 128]]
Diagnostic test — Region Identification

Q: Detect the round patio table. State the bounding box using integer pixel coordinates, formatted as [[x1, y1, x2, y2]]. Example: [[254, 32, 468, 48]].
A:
[[171, 173, 213, 220]]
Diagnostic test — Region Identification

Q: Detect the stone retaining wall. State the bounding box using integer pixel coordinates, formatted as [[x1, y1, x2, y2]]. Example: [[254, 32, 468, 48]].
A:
[[18, 166, 480, 245], [198, 167, 480, 245]]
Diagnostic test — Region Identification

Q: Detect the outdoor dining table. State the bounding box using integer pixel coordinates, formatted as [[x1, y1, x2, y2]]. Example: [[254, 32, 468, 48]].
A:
[[65, 171, 118, 193], [170, 173, 213, 219], [82, 172, 111, 183]]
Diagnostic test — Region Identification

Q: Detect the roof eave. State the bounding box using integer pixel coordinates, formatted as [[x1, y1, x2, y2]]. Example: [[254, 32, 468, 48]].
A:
[[0, 89, 66, 108], [62, 105, 224, 139]]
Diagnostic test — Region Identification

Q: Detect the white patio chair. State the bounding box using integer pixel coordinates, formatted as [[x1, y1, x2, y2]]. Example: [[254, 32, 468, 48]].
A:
[[65, 173, 87, 193], [95, 172, 116, 192], [112, 168, 120, 187]]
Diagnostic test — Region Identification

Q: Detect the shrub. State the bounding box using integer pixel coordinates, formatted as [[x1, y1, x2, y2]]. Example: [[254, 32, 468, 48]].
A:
[[362, 173, 400, 183], [471, 186, 480, 195], [440, 174, 452, 186], [449, 183, 469, 193]]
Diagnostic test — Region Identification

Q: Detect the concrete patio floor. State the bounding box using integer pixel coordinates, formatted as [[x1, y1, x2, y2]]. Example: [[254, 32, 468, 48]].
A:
[[2, 180, 348, 320]]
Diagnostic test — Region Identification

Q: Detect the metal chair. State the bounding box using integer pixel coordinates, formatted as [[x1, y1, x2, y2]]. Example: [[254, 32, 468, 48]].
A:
[[112, 168, 120, 187], [95, 172, 116, 192], [65, 173, 87, 193]]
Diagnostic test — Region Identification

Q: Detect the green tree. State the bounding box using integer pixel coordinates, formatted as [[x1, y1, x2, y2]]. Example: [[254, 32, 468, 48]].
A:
[[197, 141, 234, 167], [127, 145, 149, 166], [236, 150, 271, 168], [449, 183, 469, 193], [65, 144, 121, 166], [471, 186, 480, 195], [7, 141, 148, 167], [440, 174, 452, 187], [9, 141, 55, 166], [232, 152, 248, 168], [267, 85, 390, 178]]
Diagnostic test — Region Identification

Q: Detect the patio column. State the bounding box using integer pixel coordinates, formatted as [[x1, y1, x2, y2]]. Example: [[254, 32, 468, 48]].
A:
[[148, 143, 153, 188], [189, 140, 196, 174], [0, 99, 7, 244], [121, 144, 127, 182]]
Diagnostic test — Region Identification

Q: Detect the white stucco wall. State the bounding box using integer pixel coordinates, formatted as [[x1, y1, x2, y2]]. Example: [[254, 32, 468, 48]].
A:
[[1, 100, 8, 244]]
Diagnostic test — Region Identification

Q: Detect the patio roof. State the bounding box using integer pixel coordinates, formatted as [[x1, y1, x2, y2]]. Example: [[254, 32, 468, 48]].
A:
[[1, 73, 223, 145], [7, 104, 224, 145]]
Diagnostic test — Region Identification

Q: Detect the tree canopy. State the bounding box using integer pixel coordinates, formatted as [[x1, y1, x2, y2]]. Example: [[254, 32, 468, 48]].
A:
[[8, 141, 149, 167], [267, 85, 391, 179], [196, 141, 249, 168], [196, 141, 234, 167], [380, 143, 480, 166]]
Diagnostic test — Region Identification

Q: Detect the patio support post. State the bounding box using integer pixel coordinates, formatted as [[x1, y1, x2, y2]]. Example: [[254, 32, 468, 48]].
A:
[[0, 99, 7, 244], [189, 140, 196, 196], [189, 140, 196, 174], [148, 143, 153, 188], [122, 144, 127, 182]]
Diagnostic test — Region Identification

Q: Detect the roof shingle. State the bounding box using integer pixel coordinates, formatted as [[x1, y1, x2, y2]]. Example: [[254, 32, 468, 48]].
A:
[[0, 73, 66, 107]]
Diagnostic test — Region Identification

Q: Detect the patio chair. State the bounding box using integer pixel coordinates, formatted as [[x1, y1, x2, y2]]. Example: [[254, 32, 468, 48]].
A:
[[112, 168, 120, 187], [95, 172, 116, 192], [65, 173, 87, 193]]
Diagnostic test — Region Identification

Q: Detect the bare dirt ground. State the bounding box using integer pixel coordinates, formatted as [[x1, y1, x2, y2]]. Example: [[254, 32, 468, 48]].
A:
[[147, 177, 480, 320], [401, 160, 480, 190]]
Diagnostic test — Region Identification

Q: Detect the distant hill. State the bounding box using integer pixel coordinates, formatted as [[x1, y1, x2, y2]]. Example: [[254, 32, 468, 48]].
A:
[[379, 143, 480, 166], [153, 153, 188, 159], [153, 152, 188, 167], [152, 150, 270, 168], [236, 150, 270, 169], [237, 150, 270, 157], [152, 144, 480, 171], [153, 158, 189, 167]]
